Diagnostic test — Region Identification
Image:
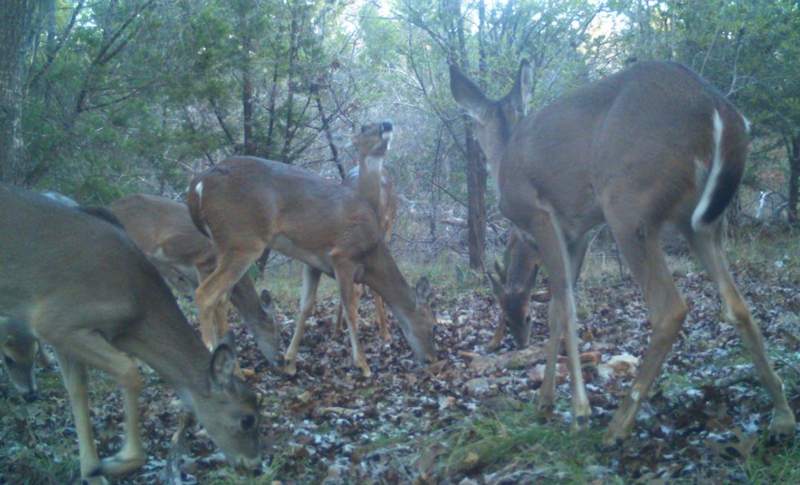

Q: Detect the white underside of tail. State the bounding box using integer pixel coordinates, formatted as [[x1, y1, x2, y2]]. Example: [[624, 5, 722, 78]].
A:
[[691, 109, 724, 232], [193, 181, 213, 238]]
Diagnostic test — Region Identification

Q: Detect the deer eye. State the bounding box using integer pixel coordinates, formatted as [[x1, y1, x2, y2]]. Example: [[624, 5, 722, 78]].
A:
[[241, 414, 256, 431]]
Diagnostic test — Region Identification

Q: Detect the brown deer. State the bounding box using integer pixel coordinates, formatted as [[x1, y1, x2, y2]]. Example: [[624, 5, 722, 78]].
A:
[[450, 60, 795, 443], [486, 228, 549, 351], [0, 185, 261, 483], [109, 194, 282, 365], [334, 163, 398, 341], [0, 316, 42, 401], [187, 121, 436, 378]]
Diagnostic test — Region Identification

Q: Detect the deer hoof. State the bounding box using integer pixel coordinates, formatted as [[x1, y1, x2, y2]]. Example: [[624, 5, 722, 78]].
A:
[[357, 361, 372, 378], [99, 453, 146, 476], [535, 403, 555, 422], [284, 361, 297, 376], [82, 477, 109, 485], [572, 414, 590, 432], [768, 412, 797, 443], [600, 434, 625, 451]]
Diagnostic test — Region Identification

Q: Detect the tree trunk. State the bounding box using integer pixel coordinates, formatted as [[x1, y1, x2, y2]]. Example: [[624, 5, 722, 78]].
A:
[[280, 6, 301, 164], [238, 3, 256, 156], [0, 0, 38, 183], [465, 124, 487, 269], [789, 135, 800, 225], [450, 0, 487, 270]]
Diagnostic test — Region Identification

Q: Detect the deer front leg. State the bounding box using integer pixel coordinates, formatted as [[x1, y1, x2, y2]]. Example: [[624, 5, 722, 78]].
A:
[[285, 265, 321, 376], [57, 329, 147, 478], [514, 210, 590, 430], [333, 260, 371, 377], [539, 296, 565, 416], [374, 293, 391, 342], [55, 352, 105, 484]]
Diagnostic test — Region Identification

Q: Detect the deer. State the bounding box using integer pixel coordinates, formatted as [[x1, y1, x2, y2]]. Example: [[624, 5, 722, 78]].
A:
[[0, 184, 261, 483], [450, 60, 795, 444], [109, 193, 282, 366], [187, 121, 437, 378], [485, 228, 549, 351], [0, 316, 42, 401], [333, 163, 398, 341]]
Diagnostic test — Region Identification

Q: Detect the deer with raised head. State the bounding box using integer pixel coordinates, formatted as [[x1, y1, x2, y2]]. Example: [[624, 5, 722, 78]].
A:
[[109, 193, 282, 366], [334, 162, 398, 341], [0, 185, 261, 483], [187, 121, 436, 378], [450, 60, 795, 443]]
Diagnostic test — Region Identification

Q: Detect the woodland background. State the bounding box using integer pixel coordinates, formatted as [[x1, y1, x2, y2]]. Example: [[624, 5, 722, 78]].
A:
[[1, 0, 799, 270], [2, 1, 800, 484]]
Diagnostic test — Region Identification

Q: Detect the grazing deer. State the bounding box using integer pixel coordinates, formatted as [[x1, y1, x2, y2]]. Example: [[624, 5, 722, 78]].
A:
[[450, 60, 795, 443], [486, 228, 549, 351], [0, 316, 41, 401], [187, 121, 436, 378], [0, 185, 260, 483], [334, 163, 398, 341], [109, 194, 282, 365]]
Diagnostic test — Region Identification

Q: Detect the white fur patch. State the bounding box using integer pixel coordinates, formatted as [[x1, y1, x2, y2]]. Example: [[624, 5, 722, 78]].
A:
[[195, 181, 203, 199], [691, 109, 724, 231], [364, 155, 383, 173], [742, 115, 751, 134]]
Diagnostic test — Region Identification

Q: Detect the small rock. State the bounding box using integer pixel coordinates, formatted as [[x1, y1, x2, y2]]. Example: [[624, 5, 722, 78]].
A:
[[465, 377, 491, 395]]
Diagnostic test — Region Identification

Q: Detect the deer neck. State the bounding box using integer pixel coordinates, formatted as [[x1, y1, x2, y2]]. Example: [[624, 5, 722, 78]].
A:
[[117, 298, 213, 402], [362, 244, 417, 331], [357, 154, 385, 217]]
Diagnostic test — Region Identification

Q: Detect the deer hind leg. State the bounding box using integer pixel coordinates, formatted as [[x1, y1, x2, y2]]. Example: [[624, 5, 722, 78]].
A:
[[333, 260, 371, 377], [195, 247, 261, 350], [604, 218, 688, 444], [54, 331, 146, 480], [514, 210, 590, 428], [686, 224, 795, 437], [284, 265, 322, 376]]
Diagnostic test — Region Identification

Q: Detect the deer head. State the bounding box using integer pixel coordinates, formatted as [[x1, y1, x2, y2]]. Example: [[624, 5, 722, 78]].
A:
[[190, 339, 261, 469], [487, 256, 540, 348], [352, 121, 393, 160], [0, 317, 38, 401]]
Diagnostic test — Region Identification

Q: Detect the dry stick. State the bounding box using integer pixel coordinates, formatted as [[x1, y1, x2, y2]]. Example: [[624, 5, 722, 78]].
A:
[[314, 90, 345, 180]]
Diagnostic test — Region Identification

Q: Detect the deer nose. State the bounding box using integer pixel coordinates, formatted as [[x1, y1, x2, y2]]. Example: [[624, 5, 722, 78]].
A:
[[381, 121, 393, 133]]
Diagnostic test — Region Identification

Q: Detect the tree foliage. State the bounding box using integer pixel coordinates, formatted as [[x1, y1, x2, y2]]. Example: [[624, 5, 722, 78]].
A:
[[3, 0, 799, 231]]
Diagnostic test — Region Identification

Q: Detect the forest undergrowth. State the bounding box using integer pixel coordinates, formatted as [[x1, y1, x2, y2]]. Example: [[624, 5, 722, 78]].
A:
[[1, 228, 799, 484]]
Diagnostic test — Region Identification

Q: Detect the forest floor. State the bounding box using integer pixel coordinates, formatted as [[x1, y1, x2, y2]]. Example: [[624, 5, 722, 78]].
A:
[[1, 227, 799, 484]]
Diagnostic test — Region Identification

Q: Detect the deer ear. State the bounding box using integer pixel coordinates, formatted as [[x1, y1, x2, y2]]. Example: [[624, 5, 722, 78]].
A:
[[510, 59, 532, 117], [449, 64, 490, 123], [209, 342, 237, 388]]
